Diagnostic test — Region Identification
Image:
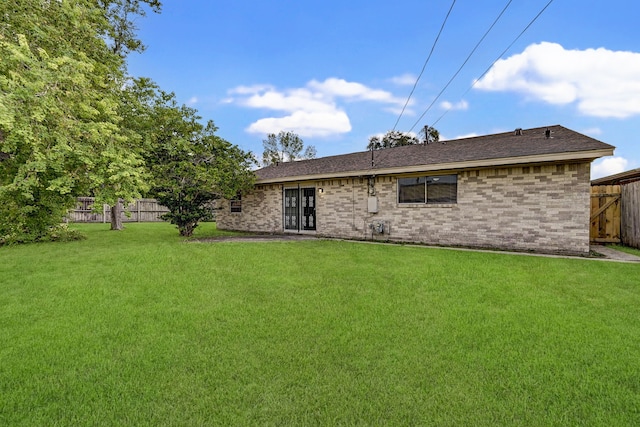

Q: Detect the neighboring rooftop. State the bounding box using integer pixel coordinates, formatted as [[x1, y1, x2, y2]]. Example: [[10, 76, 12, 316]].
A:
[[591, 167, 640, 186], [256, 125, 614, 183]]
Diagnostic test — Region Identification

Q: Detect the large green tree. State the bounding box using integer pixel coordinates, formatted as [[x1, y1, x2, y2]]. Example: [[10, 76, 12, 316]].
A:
[[97, 0, 162, 58], [98, 0, 162, 230], [367, 128, 439, 150], [134, 86, 255, 236], [262, 131, 316, 166], [0, 0, 149, 243]]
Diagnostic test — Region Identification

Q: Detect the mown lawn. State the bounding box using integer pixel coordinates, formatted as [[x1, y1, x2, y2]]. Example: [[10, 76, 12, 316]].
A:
[[1, 223, 639, 426]]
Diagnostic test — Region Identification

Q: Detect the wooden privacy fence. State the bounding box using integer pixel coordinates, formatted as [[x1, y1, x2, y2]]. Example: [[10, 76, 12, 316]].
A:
[[68, 197, 169, 223], [590, 185, 621, 244], [621, 180, 640, 249]]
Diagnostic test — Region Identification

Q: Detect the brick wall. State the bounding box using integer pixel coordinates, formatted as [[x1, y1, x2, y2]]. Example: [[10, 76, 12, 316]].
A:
[[217, 184, 283, 233], [216, 162, 592, 255]]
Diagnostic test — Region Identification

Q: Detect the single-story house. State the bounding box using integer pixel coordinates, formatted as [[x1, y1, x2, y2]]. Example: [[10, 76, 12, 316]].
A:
[[217, 125, 614, 255]]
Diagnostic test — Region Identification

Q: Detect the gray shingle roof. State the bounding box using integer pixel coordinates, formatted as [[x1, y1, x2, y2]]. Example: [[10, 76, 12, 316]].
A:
[[256, 125, 614, 182]]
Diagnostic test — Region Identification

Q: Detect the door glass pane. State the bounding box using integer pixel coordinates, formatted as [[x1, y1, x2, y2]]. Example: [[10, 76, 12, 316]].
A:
[[302, 188, 316, 231], [284, 189, 299, 230]]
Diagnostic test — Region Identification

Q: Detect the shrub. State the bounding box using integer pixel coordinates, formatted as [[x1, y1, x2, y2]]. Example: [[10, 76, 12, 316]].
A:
[[0, 223, 85, 246]]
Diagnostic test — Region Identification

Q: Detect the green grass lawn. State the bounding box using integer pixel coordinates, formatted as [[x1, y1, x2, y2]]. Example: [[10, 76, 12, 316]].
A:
[[1, 223, 639, 426]]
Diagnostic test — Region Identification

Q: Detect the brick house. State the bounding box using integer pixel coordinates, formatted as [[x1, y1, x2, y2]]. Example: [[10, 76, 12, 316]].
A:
[[217, 125, 614, 255]]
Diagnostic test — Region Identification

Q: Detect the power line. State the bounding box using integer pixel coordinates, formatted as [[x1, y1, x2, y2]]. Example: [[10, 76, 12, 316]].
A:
[[407, 0, 514, 133], [391, 0, 457, 132], [430, 0, 556, 129]]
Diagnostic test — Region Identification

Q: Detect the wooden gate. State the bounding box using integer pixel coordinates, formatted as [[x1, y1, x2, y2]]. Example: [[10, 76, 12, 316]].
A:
[[590, 185, 621, 243], [621, 180, 640, 249]]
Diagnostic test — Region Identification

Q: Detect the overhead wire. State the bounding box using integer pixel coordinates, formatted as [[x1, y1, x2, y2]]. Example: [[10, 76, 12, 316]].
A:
[[391, 0, 457, 132], [429, 0, 556, 129], [407, 0, 514, 133]]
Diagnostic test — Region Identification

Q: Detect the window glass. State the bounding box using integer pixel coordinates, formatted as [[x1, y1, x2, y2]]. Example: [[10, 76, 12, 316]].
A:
[[398, 175, 457, 204], [426, 175, 457, 204], [398, 177, 426, 203]]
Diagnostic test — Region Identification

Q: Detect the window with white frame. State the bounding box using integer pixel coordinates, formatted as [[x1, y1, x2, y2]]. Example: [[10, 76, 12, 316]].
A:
[[398, 174, 457, 204]]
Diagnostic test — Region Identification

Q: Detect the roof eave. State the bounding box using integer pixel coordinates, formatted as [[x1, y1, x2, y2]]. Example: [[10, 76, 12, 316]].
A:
[[256, 148, 614, 184]]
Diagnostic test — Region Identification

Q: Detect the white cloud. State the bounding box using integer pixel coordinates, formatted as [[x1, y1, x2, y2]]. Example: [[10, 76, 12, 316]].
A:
[[440, 100, 469, 111], [582, 127, 602, 136], [229, 84, 275, 95], [187, 96, 198, 105], [591, 156, 629, 179], [247, 111, 351, 137], [442, 132, 479, 141], [242, 88, 336, 114], [308, 78, 405, 104], [228, 78, 407, 137], [475, 42, 640, 118], [389, 73, 418, 86]]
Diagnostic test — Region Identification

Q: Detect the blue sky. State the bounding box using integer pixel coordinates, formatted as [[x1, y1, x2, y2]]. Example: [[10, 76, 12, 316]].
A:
[[127, 0, 640, 178]]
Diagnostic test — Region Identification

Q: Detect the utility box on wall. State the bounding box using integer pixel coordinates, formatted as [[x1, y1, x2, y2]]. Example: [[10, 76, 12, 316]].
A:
[[367, 196, 378, 213]]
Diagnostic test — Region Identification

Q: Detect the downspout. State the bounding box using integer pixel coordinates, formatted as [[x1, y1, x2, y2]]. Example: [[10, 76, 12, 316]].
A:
[[352, 178, 356, 233]]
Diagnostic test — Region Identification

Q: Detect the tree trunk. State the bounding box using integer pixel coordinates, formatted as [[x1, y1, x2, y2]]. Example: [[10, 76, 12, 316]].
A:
[[179, 223, 194, 237], [110, 199, 124, 230]]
